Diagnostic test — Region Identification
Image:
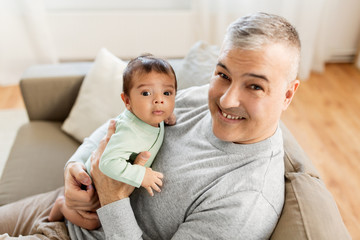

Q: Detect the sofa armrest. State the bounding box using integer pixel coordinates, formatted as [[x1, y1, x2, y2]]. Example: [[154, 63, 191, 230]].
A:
[[20, 62, 93, 121], [270, 122, 351, 239]]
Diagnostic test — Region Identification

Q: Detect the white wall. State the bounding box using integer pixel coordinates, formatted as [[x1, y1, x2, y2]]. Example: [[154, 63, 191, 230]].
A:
[[45, 1, 198, 61], [48, 10, 198, 60], [2, 0, 359, 85], [323, 0, 360, 62], [45, 0, 360, 62]]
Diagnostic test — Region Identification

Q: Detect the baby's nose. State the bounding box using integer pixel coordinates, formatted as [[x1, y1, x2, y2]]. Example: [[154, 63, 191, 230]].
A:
[[153, 95, 164, 104]]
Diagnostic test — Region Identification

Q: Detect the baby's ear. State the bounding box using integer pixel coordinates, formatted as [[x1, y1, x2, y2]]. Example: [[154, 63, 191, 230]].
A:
[[121, 93, 131, 110]]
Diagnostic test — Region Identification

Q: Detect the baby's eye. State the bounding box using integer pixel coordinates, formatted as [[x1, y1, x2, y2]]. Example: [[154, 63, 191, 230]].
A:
[[164, 91, 172, 96], [250, 85, 263, 91], [141, 91, 151, 96]]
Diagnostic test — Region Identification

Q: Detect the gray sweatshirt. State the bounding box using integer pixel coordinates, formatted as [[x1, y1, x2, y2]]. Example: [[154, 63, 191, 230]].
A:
[[67, 84, 284, 240]]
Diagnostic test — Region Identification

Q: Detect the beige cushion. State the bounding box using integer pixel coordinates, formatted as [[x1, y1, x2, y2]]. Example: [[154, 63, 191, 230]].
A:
[[0, 122, 80, 206], [271, 172, 351, 240], [270, 123, 351, 239], [61, 48, 127, 142]]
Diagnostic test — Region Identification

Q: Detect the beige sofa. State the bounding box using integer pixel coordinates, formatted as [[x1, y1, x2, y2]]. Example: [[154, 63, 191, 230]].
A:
[[0, 62, 351, 239]]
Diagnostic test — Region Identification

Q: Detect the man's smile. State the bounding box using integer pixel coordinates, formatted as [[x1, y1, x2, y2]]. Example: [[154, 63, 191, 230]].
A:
[[218, 107, 246, 121]]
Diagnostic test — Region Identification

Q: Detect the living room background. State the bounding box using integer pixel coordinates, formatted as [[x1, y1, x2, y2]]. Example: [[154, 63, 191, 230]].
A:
[[1, 0, 360, 85]]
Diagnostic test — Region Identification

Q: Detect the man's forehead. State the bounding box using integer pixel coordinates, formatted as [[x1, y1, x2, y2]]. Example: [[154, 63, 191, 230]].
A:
[[217, 60, 270, 83], [217, 43, 294, 79], [217, 47, 289, 85], [217, 48, 266, 72]]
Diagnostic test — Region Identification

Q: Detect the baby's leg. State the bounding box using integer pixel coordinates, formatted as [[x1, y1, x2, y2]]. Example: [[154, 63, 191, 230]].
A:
[[49, 195, 100, 230], [48, 196, 66, 222]]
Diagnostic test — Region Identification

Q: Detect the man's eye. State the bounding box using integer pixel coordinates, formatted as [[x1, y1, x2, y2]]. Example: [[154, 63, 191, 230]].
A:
[[142, 91, 151, 96], [219, 72, 230, 80], [164, 91, 172, 96]]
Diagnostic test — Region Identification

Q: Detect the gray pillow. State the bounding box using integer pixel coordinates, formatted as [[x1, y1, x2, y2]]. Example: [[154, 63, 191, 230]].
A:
[[176, 41, 219, 90]]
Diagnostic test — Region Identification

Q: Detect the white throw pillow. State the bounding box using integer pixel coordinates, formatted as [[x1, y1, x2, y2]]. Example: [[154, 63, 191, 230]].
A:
[[176, 41, 219, 90], [62, 48, 127, 142]]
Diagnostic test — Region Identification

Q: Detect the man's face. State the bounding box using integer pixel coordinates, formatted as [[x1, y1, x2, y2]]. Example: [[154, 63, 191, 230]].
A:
[[122, 71, 176, 127], [208, 43, 299, 144]]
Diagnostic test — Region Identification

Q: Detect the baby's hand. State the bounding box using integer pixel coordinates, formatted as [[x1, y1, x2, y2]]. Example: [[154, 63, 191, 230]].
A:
[[164, 113, 176, 126], [141, 168, 164, 196]]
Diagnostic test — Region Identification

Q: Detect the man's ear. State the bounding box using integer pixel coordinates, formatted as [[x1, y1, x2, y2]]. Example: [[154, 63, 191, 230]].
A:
[[121, 93, 131, 110], [283, 79, 300, 111]]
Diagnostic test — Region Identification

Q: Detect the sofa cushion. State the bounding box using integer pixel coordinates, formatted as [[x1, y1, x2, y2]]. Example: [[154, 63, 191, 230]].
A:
[[271, 172, 351, 240], [271, 123, 351, 239], [20, 62, 90, 122], [176, 41, 219, 90], [0, 122, 80, 206], [61, 48, 127, 142]]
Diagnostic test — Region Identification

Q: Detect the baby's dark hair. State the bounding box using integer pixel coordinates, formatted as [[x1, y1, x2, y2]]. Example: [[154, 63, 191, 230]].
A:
[[123, 54, 177, 96]]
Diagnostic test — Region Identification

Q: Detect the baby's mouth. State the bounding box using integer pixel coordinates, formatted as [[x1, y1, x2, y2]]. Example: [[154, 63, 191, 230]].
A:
[[153, 110, 164, 115]]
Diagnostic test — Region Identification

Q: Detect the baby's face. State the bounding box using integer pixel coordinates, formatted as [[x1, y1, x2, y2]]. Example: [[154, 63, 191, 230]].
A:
[[124, 71, 176, 127]]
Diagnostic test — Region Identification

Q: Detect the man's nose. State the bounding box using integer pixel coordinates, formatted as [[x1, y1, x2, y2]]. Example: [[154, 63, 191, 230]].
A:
[[220, 86, 241, 108]]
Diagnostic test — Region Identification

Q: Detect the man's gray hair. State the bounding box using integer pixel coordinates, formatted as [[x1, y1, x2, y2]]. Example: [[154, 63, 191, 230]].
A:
[[224, 12, 301, 81]]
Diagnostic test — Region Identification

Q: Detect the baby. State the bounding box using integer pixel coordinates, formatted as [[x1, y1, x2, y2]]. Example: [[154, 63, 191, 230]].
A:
[[49, 54, 177, 230]]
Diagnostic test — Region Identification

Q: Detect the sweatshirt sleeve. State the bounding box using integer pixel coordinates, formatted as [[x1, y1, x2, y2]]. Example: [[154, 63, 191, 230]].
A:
[[65, 120, 109, 168], [97, 198, 143, 240]]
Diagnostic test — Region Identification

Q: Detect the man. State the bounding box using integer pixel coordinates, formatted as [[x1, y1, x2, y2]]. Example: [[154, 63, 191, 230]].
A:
[[0, 12, 300, 239]]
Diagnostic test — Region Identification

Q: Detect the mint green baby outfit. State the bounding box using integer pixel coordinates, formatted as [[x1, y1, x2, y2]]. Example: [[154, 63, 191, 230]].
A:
[[85, 109, 164, 188]]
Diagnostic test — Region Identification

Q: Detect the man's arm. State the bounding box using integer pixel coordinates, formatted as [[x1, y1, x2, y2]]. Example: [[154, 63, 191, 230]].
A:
[[63, 120, 110, 212]]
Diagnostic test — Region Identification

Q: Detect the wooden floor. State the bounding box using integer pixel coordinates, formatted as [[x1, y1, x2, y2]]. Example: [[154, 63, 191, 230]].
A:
[[281, 63, 360, 240], [0, 85, 24, 109], [0, 63, 359, 239]]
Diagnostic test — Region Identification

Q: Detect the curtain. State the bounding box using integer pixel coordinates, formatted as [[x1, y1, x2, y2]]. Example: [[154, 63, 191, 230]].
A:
[[194, 0, 333, 80], [0, 0, 58, 86]]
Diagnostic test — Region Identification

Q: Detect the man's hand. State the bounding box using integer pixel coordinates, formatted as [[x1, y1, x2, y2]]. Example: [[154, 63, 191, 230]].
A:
[[63, 162, 100, 221], [64, 162, 99, 211]]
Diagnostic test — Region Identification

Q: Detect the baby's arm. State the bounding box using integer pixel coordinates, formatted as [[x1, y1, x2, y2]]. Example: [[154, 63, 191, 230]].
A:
[[141, 167, 164, 196], [164, 113, 176, 125]]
